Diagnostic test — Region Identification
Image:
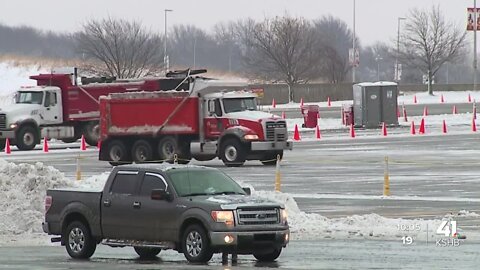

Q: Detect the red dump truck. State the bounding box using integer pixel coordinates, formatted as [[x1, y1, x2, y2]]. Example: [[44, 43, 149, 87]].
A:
[[0, 68, 171, 150], [99, 71, 293, 166]]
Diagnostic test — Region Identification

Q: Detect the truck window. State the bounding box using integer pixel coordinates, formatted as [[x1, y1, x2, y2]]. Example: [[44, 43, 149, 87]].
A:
[[214, 99, 223, 116], [44, 92, 51, 107], [223, 98, 257, 113], [110, 172, 138, 195], [139, 173, 167, 196], [16, 91, 44, 105]]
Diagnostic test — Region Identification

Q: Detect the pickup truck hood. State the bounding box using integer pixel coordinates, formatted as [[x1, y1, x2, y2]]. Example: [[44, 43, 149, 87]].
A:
[[189, 194, 284, 209]]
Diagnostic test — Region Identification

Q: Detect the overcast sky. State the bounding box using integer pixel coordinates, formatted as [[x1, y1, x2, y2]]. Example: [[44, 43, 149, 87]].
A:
[[0, 0, 474, 46]]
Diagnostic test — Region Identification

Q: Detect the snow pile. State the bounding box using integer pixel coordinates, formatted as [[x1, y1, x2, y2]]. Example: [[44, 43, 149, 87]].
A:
[[0, 160, 70, 235]]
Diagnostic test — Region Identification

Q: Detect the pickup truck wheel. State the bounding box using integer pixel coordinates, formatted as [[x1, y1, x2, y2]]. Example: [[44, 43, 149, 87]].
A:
[[182, 224, 213, 263], [64, 221, 96, 259], [253, 248, 282, 262], [261, 151, 283, 166], [134, 247, 161, 259], [132, 140, 153, 163], [82, 122, 100, 146], [108, 140, 129, 165], [16, 126, 38, 150], [220, 138, 246, 167]]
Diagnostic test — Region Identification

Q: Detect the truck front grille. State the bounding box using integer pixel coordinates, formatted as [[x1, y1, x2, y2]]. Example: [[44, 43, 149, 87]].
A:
[[236, 208, 280, 225], [265, 121, 287, 141], [0, 114, 6, 129]]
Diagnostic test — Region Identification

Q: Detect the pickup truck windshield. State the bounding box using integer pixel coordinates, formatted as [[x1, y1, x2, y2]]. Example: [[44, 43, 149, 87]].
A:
[[16, 91, 44, 105], [167, 169, 246, 197], [223, 98, 257, 113]]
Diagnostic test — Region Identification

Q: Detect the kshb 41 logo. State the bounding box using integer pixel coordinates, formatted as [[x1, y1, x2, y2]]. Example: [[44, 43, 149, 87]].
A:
[[436, 220, 460, 247]]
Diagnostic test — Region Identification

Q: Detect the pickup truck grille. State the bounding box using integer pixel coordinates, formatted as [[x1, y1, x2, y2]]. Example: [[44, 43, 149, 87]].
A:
[[265, 121, 287, 141], [236, 208, 279, 225], [0, 114, 6, 129]]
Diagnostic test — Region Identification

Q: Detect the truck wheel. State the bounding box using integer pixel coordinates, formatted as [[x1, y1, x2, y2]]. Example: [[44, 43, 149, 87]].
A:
[[220, 138, 246, 167], [64, 221, 96, 259], [182, 224, 213, 263], [107, 140, 129, 165], [253, 248, 282, 262], [16, 126, 38, 150], [261, 151, 283, 166], [132, 140, 153, 163], [82, 122, 100, 146], [134, 247, 161, 259], [158, 136, 178, 163]]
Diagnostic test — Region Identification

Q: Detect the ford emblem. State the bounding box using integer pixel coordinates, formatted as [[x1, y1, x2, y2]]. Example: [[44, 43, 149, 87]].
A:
[[256, 213, 267, 219]]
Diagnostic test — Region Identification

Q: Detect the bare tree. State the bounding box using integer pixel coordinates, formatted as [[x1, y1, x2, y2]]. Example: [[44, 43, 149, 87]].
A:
[[76, 18, 163, 78], [239, 16, 320, 102], [398, 6, 466, 95], [313, 16, 354, 83]]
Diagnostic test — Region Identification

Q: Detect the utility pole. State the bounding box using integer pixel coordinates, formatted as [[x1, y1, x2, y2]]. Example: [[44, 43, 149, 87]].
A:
[[395, 17, 406, 82], [164, 9, 173, 75], [352, 0, 356, 83], [474, 0, 477, 92]]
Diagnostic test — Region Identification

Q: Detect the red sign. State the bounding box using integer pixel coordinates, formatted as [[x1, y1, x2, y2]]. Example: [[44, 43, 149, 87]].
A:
[[467, 8, 480, 31]]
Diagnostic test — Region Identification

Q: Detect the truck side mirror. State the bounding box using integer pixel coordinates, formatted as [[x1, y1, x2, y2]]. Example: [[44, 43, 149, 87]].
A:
[[151, 189, 172, 201], [208, 100, 215, 115], [242, 187, 251, 195]]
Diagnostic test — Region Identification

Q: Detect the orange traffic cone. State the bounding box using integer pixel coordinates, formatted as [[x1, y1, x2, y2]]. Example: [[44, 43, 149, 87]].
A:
[[440, 94, 445, 103], [97, 140, 102, 150], [452, 105, 457, 114], [442, 120, 447, 134], [293, 124, 301, 141], [468, 93, 472, 103], [397, 107, 401, 117], [350, 124, 356, 138], [410, 121, 416, 135], [315, 124, 321, 139], [300, 98, 304, 108], [382, 122, 387, 136], [80, 135, 87, 151], [327, 97, 331, 107], [272, 98, 276, 108], [423, 106, 428, 116], [4, 138, 11, 154], [281, 111, 286, 119], [43, 137, 49, 153], [413, 95, 417, 104], [473, 118, 477, 132], [419, 118, 425, 134]]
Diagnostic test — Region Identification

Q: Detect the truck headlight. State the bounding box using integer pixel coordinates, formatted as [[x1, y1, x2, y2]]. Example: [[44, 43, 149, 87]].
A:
[[280, 209, 288, 224], [211, 210, 234, 226], [9, 123, 17, 129], [244, 134, 259, 140]]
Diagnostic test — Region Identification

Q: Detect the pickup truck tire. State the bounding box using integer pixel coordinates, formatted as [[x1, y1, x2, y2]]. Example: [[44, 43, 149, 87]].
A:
[[134, 247, 161, 259], [181, 224, 213, 263], [220, 138, 246, 167], [82, 122, 100, 146], [107, 140, 130, 165], [64, 221, 96, 259], [16, 125, 38, 151], [261, 151, 283, 166], [132, 140, 153, 163], [253, 248, 282, 262]]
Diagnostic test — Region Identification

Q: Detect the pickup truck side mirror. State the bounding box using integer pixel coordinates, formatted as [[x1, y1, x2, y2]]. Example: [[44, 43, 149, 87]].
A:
[[151, 189, 172, 202], [242, 187, 251, 195]]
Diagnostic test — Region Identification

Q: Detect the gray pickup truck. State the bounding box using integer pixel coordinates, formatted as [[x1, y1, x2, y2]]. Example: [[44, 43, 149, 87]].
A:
[[43, 164, 289, 263]]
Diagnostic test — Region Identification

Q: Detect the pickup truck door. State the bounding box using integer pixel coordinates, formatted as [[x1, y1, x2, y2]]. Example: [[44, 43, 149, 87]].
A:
[[135, 172, 180, 241], [101, 170, 142, 240]]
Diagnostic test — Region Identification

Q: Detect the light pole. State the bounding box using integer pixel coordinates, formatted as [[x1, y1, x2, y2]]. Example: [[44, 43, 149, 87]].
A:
[[164, 9, 173, 75], [352, 0, 356, 83], [474, 0, 477, 92], [376, 56, 383, 81], [395, 17, 406, 82]]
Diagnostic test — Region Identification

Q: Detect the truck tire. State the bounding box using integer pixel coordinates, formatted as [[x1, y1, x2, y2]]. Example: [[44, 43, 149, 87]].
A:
[[132, 140, 153, 163], [134, 247, 161, 259], [107, 140, 130, 165], [82, 122, 100, 147], [16, 125, 38, 150], [158, 136, 191, 164], [181, 224, 213, 263], [64, 221, 96, 259], [220, 138, 246, 167], [253, 248, 282, 262], [261, 151, 284, 166]]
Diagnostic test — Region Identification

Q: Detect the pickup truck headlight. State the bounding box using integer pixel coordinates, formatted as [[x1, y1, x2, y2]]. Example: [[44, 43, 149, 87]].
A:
[[244, 134, 259, 140], [280, 209, 288, 225], [211, 210, 234, 226]]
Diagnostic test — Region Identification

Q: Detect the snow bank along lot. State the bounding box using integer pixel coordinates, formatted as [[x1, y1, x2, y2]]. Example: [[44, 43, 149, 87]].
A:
[[0, 159, 477, 246]]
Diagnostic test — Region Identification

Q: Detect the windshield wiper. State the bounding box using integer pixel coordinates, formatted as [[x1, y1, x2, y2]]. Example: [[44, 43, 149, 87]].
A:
[[211, 191, 244, 195], [182, 192, 209, 197]]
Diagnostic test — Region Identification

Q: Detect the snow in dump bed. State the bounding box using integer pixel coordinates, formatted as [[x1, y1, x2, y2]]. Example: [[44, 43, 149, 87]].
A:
[[0, 161, 477, 246]]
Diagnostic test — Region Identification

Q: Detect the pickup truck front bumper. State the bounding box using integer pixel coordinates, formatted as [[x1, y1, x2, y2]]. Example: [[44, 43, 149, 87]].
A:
[[210, 229, 289, 253], [251, 141, 293, 151]]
